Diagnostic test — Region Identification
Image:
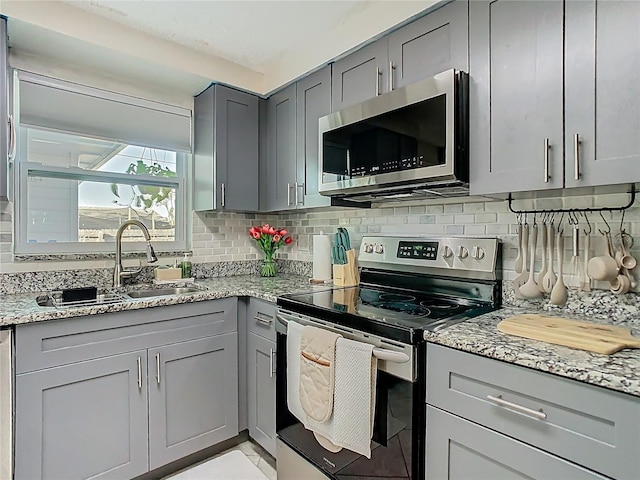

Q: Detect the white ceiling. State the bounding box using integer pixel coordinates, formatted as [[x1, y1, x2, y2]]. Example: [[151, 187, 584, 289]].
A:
[[2, 0, 440, 98]]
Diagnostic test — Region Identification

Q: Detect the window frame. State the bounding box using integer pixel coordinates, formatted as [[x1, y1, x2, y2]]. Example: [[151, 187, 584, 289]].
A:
[[12, 71, 191, 256]]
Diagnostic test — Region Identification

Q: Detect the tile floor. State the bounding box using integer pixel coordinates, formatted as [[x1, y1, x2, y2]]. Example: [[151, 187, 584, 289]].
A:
[[165, 440, 276, 480]]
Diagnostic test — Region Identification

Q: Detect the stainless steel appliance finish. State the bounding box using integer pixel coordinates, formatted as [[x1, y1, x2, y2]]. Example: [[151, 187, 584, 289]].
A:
[[276, 235, 501, 480], [0, 329, 13, 480], [318, 69, 469, 201]]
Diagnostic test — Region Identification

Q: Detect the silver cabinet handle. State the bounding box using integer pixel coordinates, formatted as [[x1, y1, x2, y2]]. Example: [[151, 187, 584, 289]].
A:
[[254, 315, 273, 325], [389, 61, 396, 91], [487, 394, 547, 421], [375, 67, 382, 96], [296, 182, 304, 206], [269, 348, 275, 378], [574, 133, 581, 181], [8, 114, 16, 162], [543, 138, 551, 183], [287, 182, 292, 206], [220, 183, 226, 207], [137, 356, 142, 389], [155, 353, 161, 385], [294, 182, 299, 206]]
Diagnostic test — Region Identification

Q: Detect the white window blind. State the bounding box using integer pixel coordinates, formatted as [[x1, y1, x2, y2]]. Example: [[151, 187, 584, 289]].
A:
[[18, 71, 192, 153]]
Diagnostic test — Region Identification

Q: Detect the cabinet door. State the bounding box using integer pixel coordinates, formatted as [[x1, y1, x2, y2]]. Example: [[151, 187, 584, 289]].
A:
[[388, 0, 468, 90], [15, 351, 149, 480], [194, 85, 259, 212], [565, 0, 640, 188], [296, 66, 332, 209], [247, 333, 276, 456], [469, 0, 564, 196], [216, 85, 259, 211], [426, 406, 608, 480], [148, 334, 239, 470], [263, 84, 297, 211], [331, 39, 388, 111], [1, 17, 8, 201]]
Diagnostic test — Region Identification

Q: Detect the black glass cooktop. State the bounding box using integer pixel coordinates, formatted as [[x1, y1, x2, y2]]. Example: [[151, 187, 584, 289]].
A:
[[278, 285, 491, 344]]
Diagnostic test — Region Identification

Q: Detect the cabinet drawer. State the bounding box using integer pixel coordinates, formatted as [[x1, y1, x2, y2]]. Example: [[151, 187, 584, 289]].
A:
[[17, 297, 237, 373], [426, 406, 607, 480], [247, 298, 277, 341], [427, 344, 640, 480]]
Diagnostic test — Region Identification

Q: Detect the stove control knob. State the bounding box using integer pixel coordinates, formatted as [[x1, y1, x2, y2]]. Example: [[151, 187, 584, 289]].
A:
[[374, 244, 384, 254], [443, 245, 454, 259], [457, 246, 469, 259], [472, 246, 486, 260], [364, 243, 374, 254]]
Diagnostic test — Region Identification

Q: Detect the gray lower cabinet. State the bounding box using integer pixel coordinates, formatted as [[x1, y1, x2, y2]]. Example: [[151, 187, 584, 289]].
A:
[[14, 298, 239, 479], [194, 84, 259, 212], [426, 406, 607, 480], [332, 1, 468, 111], [426, 344, 640, 479], [564, 0, 640, 188], [148, 334, 239, 470], [247, 332, 276, 456], [469, 0, 564, 195], [15, 351, 150, 480]]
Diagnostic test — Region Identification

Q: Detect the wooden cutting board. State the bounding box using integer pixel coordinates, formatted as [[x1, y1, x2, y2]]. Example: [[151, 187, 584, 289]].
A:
[[497, 314, 640, 354]]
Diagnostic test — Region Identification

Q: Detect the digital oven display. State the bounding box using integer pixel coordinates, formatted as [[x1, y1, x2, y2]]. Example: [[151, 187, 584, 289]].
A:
[[397, 241, 439, 260]]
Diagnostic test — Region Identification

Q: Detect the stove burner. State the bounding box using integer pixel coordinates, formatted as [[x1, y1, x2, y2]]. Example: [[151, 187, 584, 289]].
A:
[[419, 300, 459, 310], [379, 293, 416, 303], [374, 302, 431, 317]]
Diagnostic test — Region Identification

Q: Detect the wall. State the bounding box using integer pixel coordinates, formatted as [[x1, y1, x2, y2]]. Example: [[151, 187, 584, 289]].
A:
[[3, 192, 640, 294]]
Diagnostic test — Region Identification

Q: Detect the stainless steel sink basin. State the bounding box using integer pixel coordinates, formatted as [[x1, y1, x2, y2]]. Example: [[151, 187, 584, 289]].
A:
[[125, 286, 204, 299]]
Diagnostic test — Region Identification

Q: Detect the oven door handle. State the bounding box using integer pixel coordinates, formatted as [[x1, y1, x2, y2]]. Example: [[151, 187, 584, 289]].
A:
[[277, 313, 410, 364]]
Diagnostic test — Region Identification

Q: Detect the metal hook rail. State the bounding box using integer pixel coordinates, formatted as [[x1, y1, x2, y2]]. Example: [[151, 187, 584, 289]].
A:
[[508, 185, 636, 217]]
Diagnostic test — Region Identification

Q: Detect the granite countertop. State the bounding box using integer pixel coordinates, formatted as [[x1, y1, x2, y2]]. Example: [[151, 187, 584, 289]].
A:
[[0, 274, 324, 326], [426, 306, 640, 397]]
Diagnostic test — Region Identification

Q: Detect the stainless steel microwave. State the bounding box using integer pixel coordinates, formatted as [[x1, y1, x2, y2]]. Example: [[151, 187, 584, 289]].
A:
[[318, 69, 469, 202]]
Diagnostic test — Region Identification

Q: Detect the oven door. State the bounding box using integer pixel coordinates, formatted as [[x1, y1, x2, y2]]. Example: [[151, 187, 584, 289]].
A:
[[276, 315, 425, 480]]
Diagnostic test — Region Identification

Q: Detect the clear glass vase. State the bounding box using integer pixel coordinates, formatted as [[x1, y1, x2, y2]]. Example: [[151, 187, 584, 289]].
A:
[[260, 251, 277, 277]]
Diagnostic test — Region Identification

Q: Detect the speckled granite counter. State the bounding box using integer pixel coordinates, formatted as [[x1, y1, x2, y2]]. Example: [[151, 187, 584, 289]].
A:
[[0, 274, 324, 326], [425, 306, 640, 397]]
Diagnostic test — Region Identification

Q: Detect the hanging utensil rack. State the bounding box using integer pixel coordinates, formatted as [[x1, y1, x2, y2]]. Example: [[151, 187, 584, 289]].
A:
[[507, 185, 636, 216]]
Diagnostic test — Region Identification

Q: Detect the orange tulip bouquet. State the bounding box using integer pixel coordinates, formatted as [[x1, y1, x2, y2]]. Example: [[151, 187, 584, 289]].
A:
[[249, 224, 293, 277]]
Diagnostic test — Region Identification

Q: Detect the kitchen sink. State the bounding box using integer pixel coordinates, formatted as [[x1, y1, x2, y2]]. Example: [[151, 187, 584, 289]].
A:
[[125, 286, 205, 299]]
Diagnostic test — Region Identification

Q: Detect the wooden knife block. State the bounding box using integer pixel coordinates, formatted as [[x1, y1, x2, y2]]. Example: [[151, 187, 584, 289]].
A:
[[333, 249, 359, 287]]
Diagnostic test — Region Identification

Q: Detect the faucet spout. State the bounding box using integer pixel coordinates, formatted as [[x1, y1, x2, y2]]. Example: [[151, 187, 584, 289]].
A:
[[114, 220, 158, 288]]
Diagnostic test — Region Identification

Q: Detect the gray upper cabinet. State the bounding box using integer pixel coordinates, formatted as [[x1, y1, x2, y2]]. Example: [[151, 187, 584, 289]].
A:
[[262, 84, 297, 211], [469, 0, 564, 195], [331, 39, 388, 111], [149, 334, 239, 470], [194, 84, 259, 212], [388, 0, 469, 89], [1, 16, 8, 201], [15, 351, 150, 480], [564, 0, 640, 188], [332, 1, 468, 111], [296, 66, 332, 208]]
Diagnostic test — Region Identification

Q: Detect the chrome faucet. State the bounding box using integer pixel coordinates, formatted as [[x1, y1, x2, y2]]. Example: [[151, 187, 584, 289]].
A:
[[113, 220, 158, 287]]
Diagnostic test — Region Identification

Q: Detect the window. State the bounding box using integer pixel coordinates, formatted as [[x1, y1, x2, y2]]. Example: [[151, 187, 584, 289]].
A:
[[14, 71, 191, 254]]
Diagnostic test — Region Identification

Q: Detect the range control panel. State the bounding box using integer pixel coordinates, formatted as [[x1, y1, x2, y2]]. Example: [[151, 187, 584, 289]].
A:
[[397, 241, 439, 260], [359, 236, 500, 278]]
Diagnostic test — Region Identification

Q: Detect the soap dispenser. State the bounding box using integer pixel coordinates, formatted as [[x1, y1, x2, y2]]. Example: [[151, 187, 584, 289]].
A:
[[181, 253, 192, 279]]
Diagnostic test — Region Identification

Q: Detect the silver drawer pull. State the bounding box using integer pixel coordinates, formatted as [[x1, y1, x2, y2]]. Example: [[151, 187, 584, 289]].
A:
[[269, 348, 275, 378], [156, 353, 161, 385], [137, 356, 142, 390], [254, 315, 273, 325], [487, 394, 547, 421]]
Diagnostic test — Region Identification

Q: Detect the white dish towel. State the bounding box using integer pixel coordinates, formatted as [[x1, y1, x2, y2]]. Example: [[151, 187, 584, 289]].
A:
[[287, 320, 377, 458]]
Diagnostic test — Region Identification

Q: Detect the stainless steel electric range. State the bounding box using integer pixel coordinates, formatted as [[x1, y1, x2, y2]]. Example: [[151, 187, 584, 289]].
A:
[[275, 235, 501, 480]]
